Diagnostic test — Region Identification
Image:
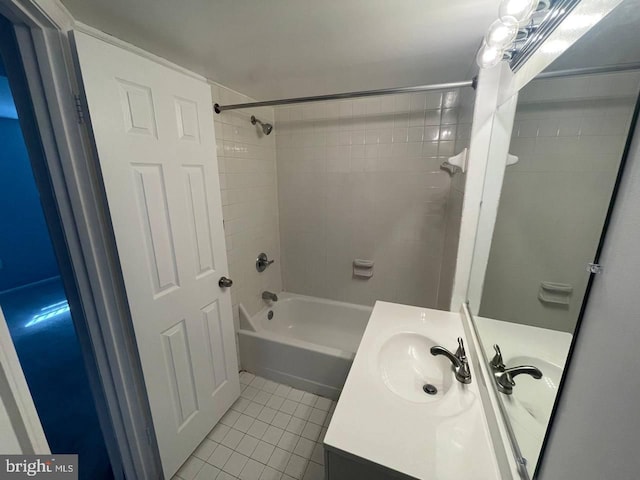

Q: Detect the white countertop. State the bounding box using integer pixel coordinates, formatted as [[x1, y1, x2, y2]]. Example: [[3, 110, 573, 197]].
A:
[[324, 301, 501, 480]]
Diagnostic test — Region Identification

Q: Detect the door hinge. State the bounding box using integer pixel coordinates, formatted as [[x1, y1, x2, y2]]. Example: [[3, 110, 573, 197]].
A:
[[587, 263, 603, 274], [145, 427, 153, 446], [74, 93, 85, 124]]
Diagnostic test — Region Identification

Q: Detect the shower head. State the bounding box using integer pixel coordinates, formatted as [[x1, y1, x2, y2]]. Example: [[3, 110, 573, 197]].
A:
[[251, 115, 273, 135]]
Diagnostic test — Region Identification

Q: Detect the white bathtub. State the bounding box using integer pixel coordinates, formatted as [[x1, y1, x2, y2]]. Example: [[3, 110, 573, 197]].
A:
[[238, 293, 372, 399]]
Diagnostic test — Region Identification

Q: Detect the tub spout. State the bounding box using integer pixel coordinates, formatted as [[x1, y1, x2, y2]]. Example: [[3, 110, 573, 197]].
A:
[[262, 291, 278, 302]]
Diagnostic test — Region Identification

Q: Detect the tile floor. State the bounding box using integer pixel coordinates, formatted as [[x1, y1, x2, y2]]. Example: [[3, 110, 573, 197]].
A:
[[172, 372, 335, 480]]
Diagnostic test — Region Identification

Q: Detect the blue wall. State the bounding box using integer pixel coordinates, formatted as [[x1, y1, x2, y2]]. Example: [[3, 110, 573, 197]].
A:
[[0, 114, 59, 291]]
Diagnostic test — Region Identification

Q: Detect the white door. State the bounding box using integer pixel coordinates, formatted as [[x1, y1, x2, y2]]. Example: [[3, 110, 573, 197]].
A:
[[72, 32, 240, 477]]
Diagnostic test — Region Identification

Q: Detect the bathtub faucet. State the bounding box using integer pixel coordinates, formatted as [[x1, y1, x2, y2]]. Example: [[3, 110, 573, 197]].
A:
[[262, 291, 278, 302]]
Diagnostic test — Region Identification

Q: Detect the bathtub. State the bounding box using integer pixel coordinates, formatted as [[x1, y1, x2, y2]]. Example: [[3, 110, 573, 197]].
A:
[[238, 293, 372, 399]]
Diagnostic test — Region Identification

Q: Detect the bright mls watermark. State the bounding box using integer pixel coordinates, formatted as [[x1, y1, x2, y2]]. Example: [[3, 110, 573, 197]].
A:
[[0, 456, 77, 479]]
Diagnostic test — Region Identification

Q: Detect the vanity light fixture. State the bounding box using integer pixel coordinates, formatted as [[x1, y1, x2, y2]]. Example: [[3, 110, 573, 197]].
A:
[[477, 0, 582, 70], [499, 0, 539, 25], [485, 17, 520, 48], [476, 0, 541, 69], [476, 43, 505, 69]]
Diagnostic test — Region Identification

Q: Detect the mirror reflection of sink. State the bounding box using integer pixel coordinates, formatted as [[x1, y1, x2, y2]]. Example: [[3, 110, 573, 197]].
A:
[[508, 355, 562, 425], [378, 333, 454, 403]]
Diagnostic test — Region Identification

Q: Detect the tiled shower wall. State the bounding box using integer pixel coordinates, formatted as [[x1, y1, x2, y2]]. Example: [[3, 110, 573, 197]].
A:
[[211, 83, 282, 326], [480, 71, 640, 332], [438, 86, 475, 310], [275, 89, 473, 308]]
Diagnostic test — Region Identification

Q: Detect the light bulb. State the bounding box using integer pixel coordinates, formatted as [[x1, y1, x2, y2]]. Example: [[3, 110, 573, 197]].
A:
[[499, 0, 539, 25], [485, 17, 519, 48], [476, 43, 504, 69]]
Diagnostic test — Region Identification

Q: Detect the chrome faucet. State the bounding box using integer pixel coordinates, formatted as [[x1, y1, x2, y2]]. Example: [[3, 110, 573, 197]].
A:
[[430, 337, 472, 384], [491, 344, 543, 395], [261, 291, 278, 302], [495, 366, 543, 395]]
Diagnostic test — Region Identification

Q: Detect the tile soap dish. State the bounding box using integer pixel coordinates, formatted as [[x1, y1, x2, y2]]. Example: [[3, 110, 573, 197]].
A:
[[353, 259, 374, 278], [538, 281, 573, 305]]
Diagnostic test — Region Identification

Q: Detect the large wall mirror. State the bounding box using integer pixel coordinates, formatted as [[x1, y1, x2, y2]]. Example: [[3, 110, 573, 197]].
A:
[[468, 0, 640, 477]]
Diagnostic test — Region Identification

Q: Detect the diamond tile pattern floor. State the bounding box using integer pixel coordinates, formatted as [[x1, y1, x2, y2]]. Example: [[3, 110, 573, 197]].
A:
[[172, 372, 335, 480]]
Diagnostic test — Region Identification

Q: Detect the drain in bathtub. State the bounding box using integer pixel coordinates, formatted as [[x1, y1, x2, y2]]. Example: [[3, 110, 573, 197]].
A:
[[423, 384, 437, 395], [267, 310, 274, 320]]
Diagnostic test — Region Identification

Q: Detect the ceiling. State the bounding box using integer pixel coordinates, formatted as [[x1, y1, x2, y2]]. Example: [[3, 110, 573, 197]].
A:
[[60, 0, 501, 100]]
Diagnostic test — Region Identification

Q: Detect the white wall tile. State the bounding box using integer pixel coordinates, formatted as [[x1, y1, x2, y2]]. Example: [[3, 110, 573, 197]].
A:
[[211, 83, 282, 329], [424, 109, 441, 126], [481, 72, 638, 331], [426, 92, 443, 110], [275, 90, 474, 308]]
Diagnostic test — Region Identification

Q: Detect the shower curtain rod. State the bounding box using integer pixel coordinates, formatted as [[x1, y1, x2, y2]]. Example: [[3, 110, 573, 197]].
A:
[[534, 62, 640, 80], [213, 79, 477, 113], [213, 62, 640, 113]]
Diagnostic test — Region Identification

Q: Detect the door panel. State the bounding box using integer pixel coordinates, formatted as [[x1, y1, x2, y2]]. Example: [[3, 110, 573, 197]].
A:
[[162, 320, 199, 427], [132, 163, 180, 295], [202, 300, 228, 391], [183, 165, 217, 277], [72, 31, 239, 478]]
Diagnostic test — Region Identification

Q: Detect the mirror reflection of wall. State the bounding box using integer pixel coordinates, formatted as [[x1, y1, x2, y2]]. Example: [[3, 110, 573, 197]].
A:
[[476, 71, 640, 476], [480, 70, 639, 333], [469, 0, 640, 477]]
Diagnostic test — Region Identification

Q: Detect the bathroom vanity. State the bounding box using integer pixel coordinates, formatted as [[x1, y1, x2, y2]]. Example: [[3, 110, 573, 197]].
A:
[[323, 302, 501, 480]]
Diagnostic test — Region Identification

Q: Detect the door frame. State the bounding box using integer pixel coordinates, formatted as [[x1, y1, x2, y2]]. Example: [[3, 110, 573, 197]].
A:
[[0, 1, 163, 478]]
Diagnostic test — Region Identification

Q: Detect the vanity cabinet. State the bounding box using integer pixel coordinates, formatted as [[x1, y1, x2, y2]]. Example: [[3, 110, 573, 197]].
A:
[[325, 447, 413, 480]]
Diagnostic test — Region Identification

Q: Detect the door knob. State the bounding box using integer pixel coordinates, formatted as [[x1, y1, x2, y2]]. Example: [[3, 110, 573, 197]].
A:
[[218, 276, 233, 288]]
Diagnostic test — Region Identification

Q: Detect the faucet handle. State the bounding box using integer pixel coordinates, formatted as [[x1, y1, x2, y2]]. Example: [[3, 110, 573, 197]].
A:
[[256, 253, 275, 272], [490, 344, 506, 372], [455, 337, 467, 360]]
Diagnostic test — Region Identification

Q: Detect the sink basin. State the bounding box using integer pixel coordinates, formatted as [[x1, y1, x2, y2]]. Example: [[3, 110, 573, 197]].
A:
[[508, 355, 562, 425], [378, 332, 454, 403]]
